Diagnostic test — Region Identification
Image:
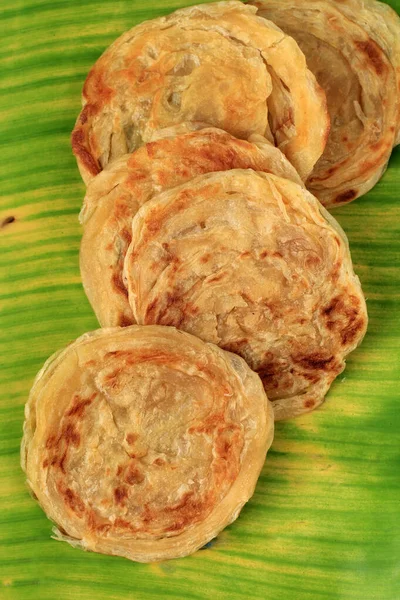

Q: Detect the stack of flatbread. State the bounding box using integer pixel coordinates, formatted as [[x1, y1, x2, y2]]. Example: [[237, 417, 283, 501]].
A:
[[22, 0, 399, 562]]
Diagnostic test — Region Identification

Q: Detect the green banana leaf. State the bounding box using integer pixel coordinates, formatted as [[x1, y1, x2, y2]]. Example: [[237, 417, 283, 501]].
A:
[[1, 1, 399, 598]]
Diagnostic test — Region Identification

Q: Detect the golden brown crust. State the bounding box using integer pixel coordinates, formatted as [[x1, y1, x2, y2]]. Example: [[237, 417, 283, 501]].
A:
[[252, 0, 399, 207], [123, 170, 368, 420], [71, 1, 329, 184], [21, 326, 273, 562], [79, 128, 302, 328]]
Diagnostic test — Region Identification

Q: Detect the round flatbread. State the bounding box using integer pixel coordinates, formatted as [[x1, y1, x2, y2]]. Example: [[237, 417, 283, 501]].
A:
[[124, 170, 368, 420], [21, 325, 273, 562], [71, 0, 329, 183], [252, 0, 399, 207], [79, 128, 302, 328]]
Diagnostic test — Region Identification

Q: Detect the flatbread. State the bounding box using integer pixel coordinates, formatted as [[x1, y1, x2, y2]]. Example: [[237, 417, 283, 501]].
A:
[[252, 0, 399, 207], [79, 128, 302, 328], [124, 169, 368, 420], [71, 0, 329, 183], [21, 325, 273, 562]]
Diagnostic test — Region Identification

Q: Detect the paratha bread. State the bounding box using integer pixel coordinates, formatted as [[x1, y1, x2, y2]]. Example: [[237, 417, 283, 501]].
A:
[[124, 170, 368, 420], [79, 128, 302, 328], [252, 0, 399, 207], [21, 325, 273, 563], [71, 0, 329, 184]]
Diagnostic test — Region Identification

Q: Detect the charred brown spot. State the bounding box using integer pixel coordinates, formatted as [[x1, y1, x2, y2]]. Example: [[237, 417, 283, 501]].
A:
[[46, 435, 56, 449], [153, 458, 165, 466], [146, 217, 161, 234], [141, 504, 154, 524], [165, 492, 194, 513], [113, 201, 133, 222], [305, 255, 322, 268], [1, 215, 15, 228], [116, 465, 123, 477], [175, 191, 194, 212], [170, 257, 181, 273], [119, 227, 132, 246], [58, 450, 67, 474], [125, 168, 151, 189], [370, 140, 385, 153], [145, 298, 158, 322], [297, 354, 334, 370], [114, 486, 128, 505], [124, 465, 144, 485], [322, 294, 365, 346], [67, 394, 95, 418], [323, 297, 340, 316], [194, 143, 240, 172], [126, 433, 137, 445], [341, 320, 365, 345], [302, 372, 320, 384], [330, 261, 342, 282], [240, 251, 251, 258], [114, 518, 132, 529], [165, 522, 182, 532], [64, 487, 85, 516], [257, 360, 282, 380], [112, 271, 128, 298], [156, 292, 186, 328], [304, 399, 315, 409], [326, 166, 337, 176], [164, 290, 178, 309], [87, 509, 112, 533], [355, 39, 387, 75], [200, 253, 210, 263], [95, 522, 112, 534], [161, 490, 216, 532], [334, 189, 357, 204], [188, 412, 226, 435], [63, 423, 80, 447], [216, 435, 233, 460], [79, 105, 90, 125], [82, 64, 114, 105], [145, 140, 160, 159], [42, 459, 49, 469], [103, 367, 121, 385], [185, 303, 199, 316], [84, 359, 96, 367], [260, 250, 269, 259], [137, 349, 181, 365], [214, 425, 242, 485], [118, 314, 134, 327], [71, 129, 100, 178]]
